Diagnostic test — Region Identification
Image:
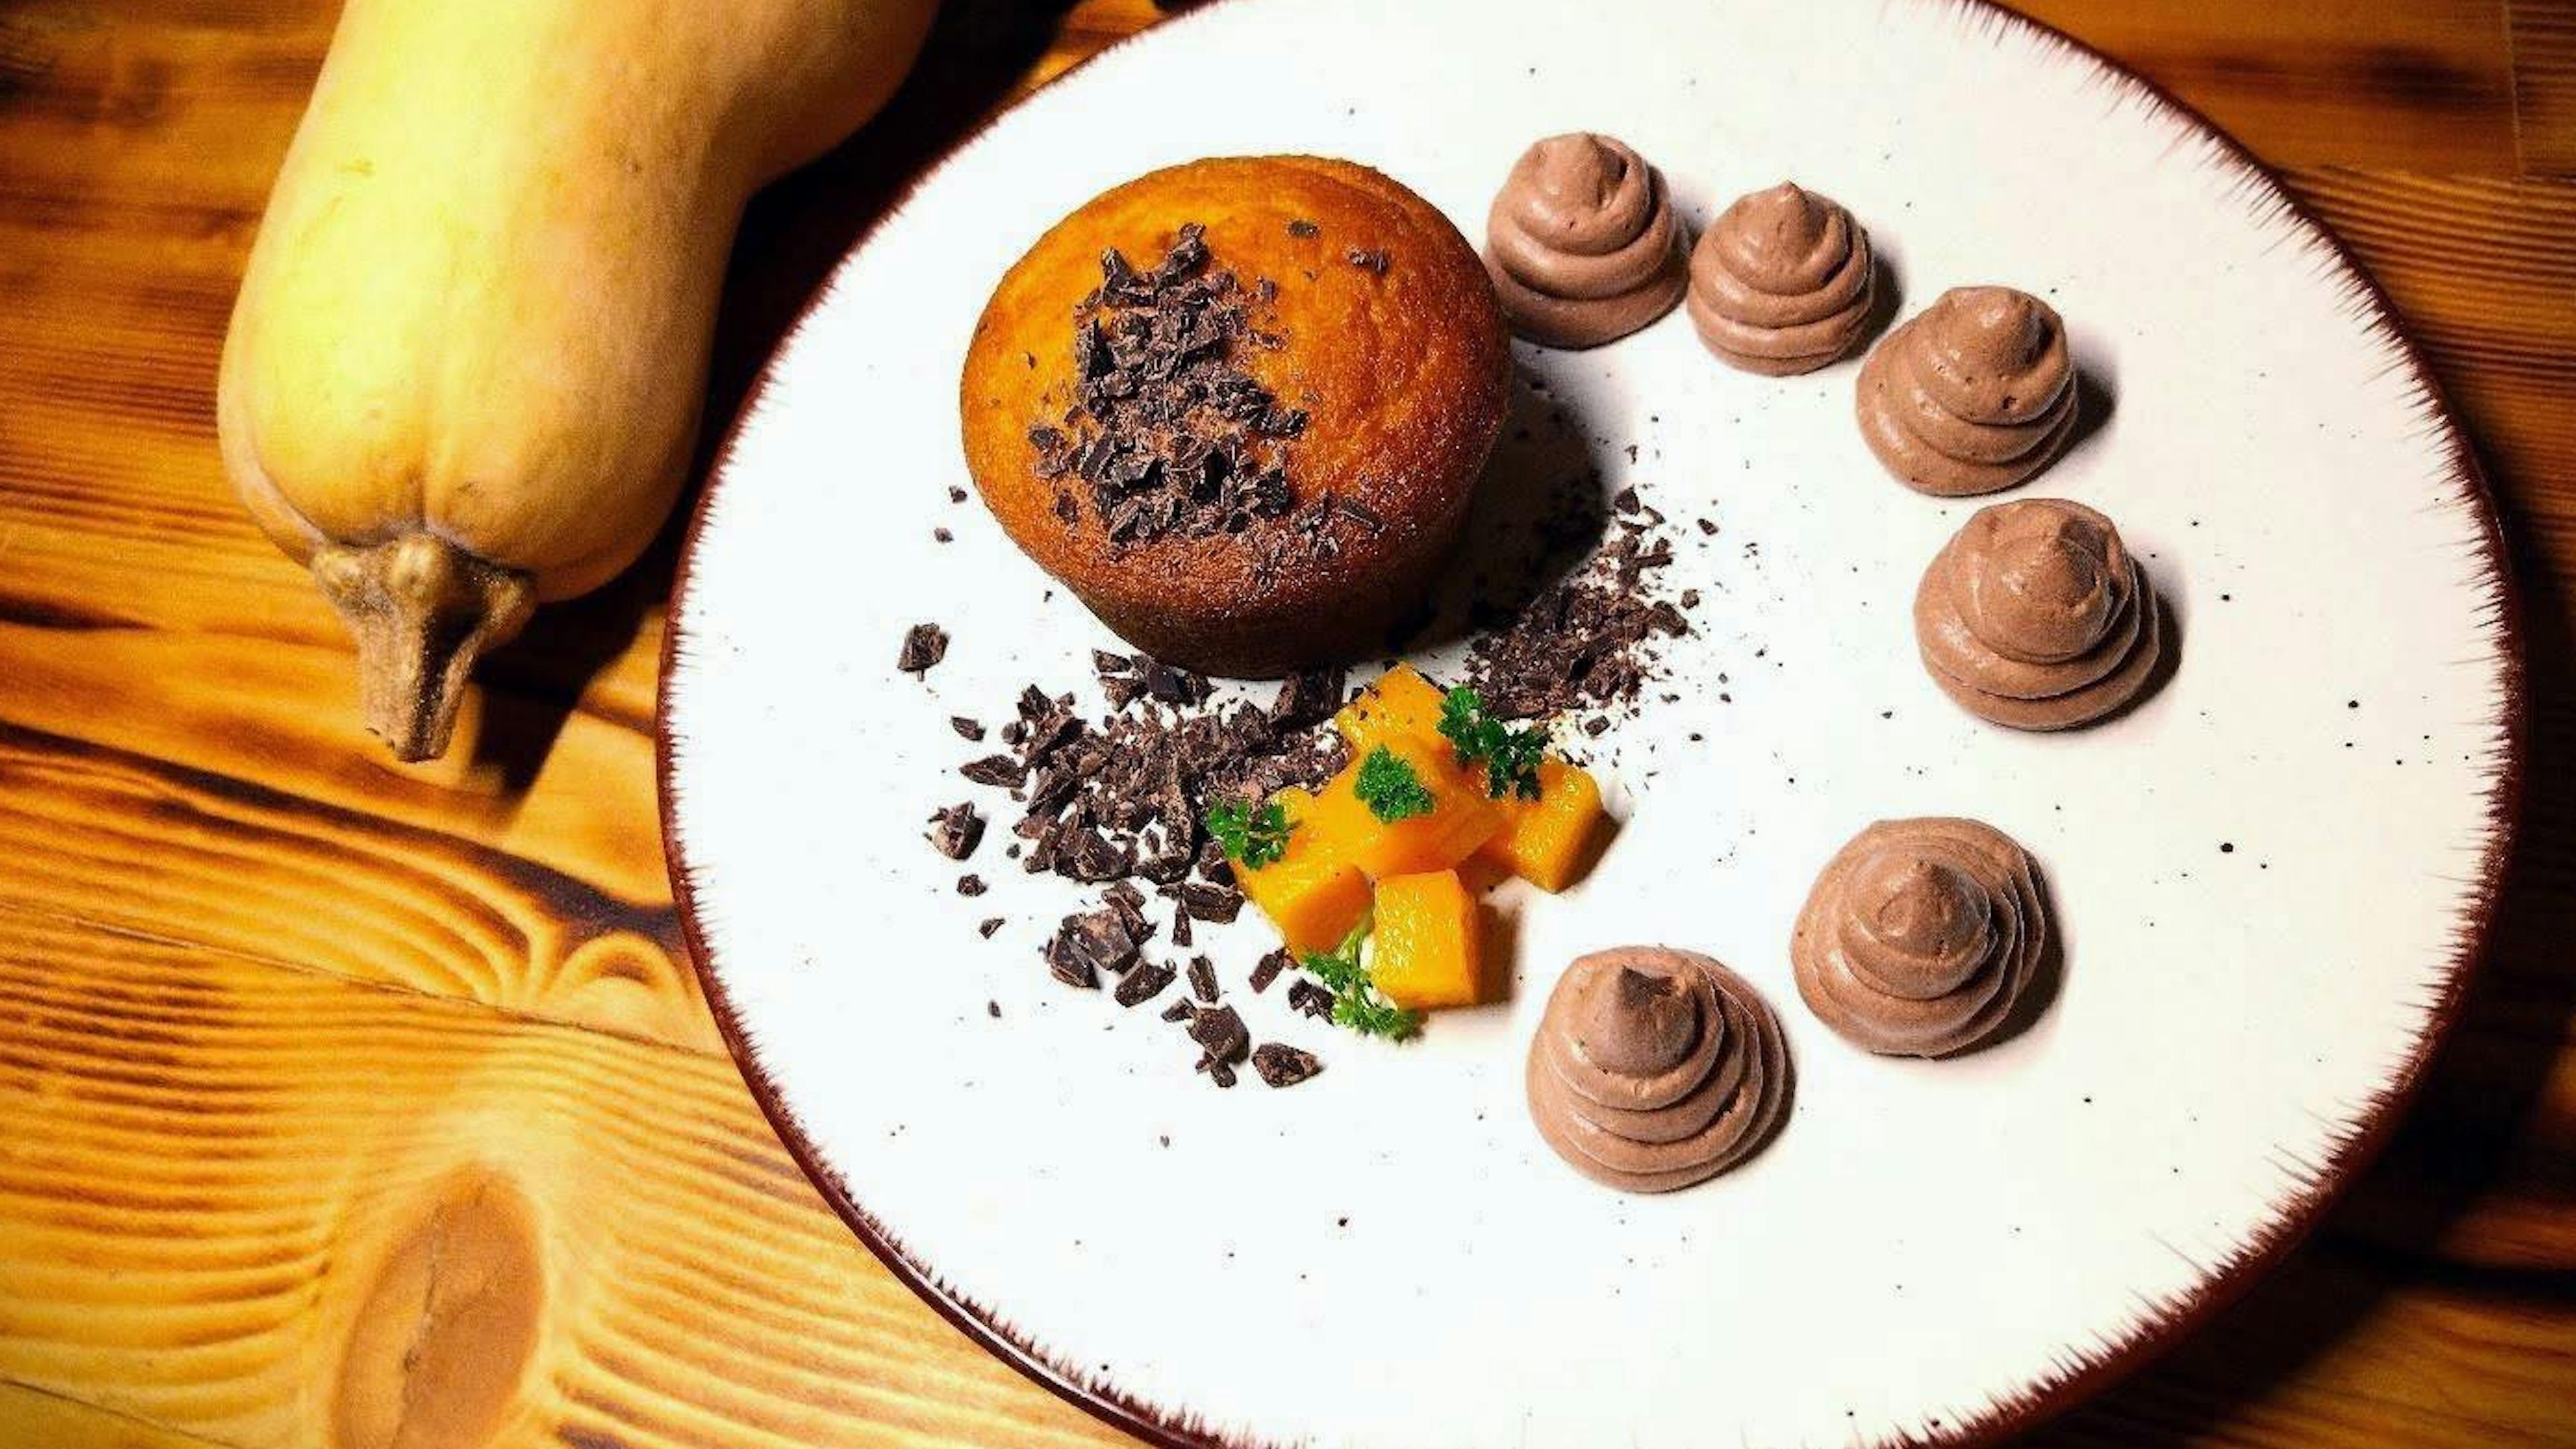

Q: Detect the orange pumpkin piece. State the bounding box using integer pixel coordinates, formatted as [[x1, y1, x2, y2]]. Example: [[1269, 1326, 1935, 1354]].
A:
[[1333, 664, 1453, 758], [1234, 788, 1371, 953], [1368, 869, 1487, 1010], [1474, 759, 1606, 892], [1302, 733, 1503, 880]]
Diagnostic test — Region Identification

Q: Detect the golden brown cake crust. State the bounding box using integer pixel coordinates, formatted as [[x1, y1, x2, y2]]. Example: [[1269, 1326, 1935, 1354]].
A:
[[961, 156, 1511, 676]]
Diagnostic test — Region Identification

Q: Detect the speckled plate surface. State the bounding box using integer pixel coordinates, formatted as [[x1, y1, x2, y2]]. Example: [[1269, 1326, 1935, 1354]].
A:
[[655, 1, 2521, 1446]]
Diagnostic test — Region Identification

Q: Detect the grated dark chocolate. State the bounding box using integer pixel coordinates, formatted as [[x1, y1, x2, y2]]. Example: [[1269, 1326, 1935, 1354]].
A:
[[926, 802, 984, 861], [897, 623, 949, 675], [1026, 225, 1310, 551], [1251, 1042, 1322, 1088], [1464, 517, 1692, 719]]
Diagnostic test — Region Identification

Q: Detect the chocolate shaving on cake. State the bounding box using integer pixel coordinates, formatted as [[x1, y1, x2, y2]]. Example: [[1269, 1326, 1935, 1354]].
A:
[[1344, 247, 1389, 274], [1159, 998, 1196, 1024], [1027, 225, 1309, 551], [1464, 517, 1692, 718], [1250, 949, 1289, 994], [1187, 955, 1220, 1003], [956, 874, 986, 896], [926, 803, 984, 861], [1287, 219, 1320, 238], [978, 917, 1005, 938], [950, 716, 986, 741], [1251, 1043, 1322, 1087], [897, 623, 948, 675]]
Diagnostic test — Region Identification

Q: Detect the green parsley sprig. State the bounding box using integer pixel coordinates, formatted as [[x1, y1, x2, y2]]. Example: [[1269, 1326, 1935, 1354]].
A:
[[1204, 798, 1291, 869], [1437, 686, 1548, 801], [1297, 918, 1421, 1040], [1354, 744, 1437, 823]]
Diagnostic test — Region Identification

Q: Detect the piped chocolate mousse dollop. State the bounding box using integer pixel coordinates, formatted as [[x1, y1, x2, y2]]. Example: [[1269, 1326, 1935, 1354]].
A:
[[1686, 182, 1876, 375], [1527, 947, 1788, 1192], [1856, 286, 2077, 495], [1485, 133, 1688, 349], [1792, 818, 2050, 1057], [1915, 497, 2166, 730]]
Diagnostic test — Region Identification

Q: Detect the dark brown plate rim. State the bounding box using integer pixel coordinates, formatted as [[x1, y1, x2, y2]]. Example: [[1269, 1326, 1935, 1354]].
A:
[[654, 2, 2529, 1445]]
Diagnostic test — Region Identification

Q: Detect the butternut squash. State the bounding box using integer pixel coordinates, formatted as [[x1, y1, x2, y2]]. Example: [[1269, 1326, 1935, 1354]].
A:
[[1234, 788, 1372, 954], [1333, 663, 1452, 757], [1368, 869, 1485, 1010], [219, 0, 936, 759], [1301, 733, 1504, 881], [1474, 758, 1607, 892]]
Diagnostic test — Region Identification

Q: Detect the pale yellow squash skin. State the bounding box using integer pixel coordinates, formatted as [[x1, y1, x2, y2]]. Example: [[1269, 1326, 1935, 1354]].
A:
[[220, 0, 934, 759]]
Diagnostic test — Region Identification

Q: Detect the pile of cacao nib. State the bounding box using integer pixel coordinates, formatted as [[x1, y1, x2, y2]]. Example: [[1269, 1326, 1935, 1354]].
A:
[[1463, 485, 1693, 728], [1028, 223, 1310, 549], [934, 650, 1349, 1087]]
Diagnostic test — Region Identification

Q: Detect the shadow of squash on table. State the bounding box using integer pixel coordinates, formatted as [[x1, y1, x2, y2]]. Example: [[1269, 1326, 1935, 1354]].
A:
[[462, 0, 1081, 796]]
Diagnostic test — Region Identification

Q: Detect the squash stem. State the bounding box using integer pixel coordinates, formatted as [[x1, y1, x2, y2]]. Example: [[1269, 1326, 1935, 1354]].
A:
[[309, 533, 535, 762]]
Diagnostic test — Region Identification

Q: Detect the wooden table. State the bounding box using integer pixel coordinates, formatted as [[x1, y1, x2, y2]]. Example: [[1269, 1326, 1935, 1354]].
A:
[[1, 1, 2570, 1446]]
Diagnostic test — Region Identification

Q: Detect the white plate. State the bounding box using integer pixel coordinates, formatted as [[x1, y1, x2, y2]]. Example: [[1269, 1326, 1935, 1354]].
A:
[[657, 1, 2522, 1446]]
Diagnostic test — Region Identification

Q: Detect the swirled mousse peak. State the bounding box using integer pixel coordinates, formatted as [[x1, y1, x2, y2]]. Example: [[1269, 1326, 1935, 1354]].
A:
[[1856, 285, 2078, 495], [1484, 133, 1688, 349], [1527, 947, 1788, 1193], [1793, 818, 2051, 1057], [1915, 498, 2167, 730], [1686, 182, 1877, 375]]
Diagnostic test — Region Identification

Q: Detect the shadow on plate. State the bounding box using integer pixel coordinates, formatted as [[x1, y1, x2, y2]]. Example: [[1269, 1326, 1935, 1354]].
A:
[[1387, 364, 1616, 663]]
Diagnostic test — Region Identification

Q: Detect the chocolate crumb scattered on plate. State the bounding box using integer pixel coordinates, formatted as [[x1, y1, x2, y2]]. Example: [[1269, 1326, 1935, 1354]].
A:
[[928, 802, 985, 860], [897, 623, 949, 675], [1251, 1043, 1323, 1087], [1188, 1004, 1250, 1065], [1116, 960, 1177, 1008]]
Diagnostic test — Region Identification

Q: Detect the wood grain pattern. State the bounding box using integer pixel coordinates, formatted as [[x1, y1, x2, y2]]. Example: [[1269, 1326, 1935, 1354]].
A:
[[2510, 0, 2576, 173], [0, 913, 1119, 1449], [0, 1385, 229, 1449], [0, 0, 2571, 1447]]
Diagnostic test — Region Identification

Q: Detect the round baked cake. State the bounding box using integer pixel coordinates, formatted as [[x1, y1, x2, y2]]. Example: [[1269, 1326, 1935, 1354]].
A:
[[961, 156, 1511, 677]]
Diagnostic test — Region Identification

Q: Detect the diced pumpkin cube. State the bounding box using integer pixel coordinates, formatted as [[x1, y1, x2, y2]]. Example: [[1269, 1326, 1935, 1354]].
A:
[[1368, 869, 1486, 1010], [1333, 664, 1451, 756], [1303, 733, 1503, 880], [1473, 759, 1605, 892], [1235, 788, 1371, 953]]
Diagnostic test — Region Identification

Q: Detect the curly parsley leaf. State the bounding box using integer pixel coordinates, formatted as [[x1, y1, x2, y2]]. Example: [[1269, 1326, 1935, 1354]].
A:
[[1354, 745, 1437, 823], [1437, 686, 1548, 801], [1297, 919, 1421, 1041], [1205, 798, 1291, 869]]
